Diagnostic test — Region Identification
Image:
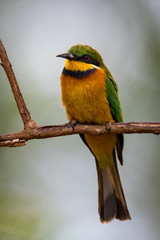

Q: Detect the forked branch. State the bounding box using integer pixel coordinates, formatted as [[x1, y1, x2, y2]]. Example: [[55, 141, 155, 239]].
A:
[[0, 39, 159, 147]]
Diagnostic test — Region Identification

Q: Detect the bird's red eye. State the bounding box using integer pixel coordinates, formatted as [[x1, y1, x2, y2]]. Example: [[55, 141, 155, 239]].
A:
[[83, 55, 90, 61]]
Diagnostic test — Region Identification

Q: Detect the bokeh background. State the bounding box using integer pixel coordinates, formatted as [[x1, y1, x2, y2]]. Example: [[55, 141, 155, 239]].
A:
[[0, 0, 160, 239]]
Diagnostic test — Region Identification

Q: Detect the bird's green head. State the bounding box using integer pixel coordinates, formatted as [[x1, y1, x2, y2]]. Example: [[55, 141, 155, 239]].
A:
[[57, 44, 106, 71]]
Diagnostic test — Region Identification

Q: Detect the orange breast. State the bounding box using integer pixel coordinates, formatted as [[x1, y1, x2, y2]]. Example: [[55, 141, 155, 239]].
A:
[[60, 67, 117, 168], [60, 68, 114, 124]]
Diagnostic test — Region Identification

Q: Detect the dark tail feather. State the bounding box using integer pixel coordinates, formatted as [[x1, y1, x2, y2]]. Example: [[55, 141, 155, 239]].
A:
[[95, 154, 131, 223]]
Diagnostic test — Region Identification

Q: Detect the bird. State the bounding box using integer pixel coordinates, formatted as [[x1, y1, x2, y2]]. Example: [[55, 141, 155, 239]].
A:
[[57, 44, 131, 223]]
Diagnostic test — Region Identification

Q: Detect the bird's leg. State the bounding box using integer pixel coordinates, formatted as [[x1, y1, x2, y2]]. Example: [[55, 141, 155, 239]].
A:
[[69, 119, 78, 131], [106, 122, 112, 133]]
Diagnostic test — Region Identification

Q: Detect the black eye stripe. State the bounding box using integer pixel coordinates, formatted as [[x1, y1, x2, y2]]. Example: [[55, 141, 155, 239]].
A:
[[78, 54, 90, 61], [76, 54, 100, 67], [83, 55, 90, 60]]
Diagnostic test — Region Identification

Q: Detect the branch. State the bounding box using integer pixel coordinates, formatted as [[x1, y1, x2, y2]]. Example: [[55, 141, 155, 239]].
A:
[[0, 39, 160, 148], [0, 39, 36, 128], [0, 122, 159, 147]]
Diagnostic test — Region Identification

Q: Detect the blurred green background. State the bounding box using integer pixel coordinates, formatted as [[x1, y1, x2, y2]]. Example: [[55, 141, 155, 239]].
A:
[[0, 0, 160, 239]]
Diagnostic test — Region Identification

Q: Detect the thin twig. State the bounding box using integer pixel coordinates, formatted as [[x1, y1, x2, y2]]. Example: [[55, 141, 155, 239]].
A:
[[0, 39, 36, 128]]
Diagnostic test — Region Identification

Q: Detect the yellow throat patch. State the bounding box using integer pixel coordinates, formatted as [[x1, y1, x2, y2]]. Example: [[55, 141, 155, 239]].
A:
[[65, 59, 98, 72]]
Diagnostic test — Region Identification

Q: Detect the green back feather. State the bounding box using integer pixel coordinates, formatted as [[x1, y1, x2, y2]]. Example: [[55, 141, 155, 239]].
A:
[[106, 74, 124, 164], [106, 76, 123, 123]]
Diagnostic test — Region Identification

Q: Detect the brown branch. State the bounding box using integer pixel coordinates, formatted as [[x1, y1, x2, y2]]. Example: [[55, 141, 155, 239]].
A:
[[0, 39, 160, 148], [0, 39, 36, 128], [0, 139, 26, 147], [0, 122, 159, 147]]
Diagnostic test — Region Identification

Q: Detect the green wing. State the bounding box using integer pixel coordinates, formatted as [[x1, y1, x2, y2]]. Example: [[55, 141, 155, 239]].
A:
[[106, 76, 124, 165]]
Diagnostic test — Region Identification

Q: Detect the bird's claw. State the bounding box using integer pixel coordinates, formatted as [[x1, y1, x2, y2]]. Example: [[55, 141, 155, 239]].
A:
[[69, 120, 78, 131], [106, 122, 112, 132]]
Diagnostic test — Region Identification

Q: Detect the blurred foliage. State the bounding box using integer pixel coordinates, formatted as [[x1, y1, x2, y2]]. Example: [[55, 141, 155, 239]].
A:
[[0, 194, 40, 240]]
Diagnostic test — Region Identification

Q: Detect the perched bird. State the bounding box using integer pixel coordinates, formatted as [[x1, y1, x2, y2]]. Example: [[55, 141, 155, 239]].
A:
[[57, 44, 131, 223]]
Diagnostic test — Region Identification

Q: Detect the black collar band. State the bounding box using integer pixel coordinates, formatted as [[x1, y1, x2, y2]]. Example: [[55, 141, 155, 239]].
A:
[[62, 68, 97, 79]]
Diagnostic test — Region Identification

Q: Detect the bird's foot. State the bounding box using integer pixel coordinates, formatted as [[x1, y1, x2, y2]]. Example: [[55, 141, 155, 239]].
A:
[[69, 120, 78, 131], [106, 122, 112, 132]]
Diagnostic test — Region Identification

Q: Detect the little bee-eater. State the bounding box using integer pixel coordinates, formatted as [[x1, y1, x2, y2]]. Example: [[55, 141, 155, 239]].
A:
[[57, 44, 131, 223]]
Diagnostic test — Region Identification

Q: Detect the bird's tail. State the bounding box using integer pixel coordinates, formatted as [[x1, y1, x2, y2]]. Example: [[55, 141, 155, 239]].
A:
[[95, 152, 131, 223]]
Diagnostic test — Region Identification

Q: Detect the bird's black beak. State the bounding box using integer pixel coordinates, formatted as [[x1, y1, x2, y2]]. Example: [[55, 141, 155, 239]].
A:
[[56, 53, 75, 60]]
